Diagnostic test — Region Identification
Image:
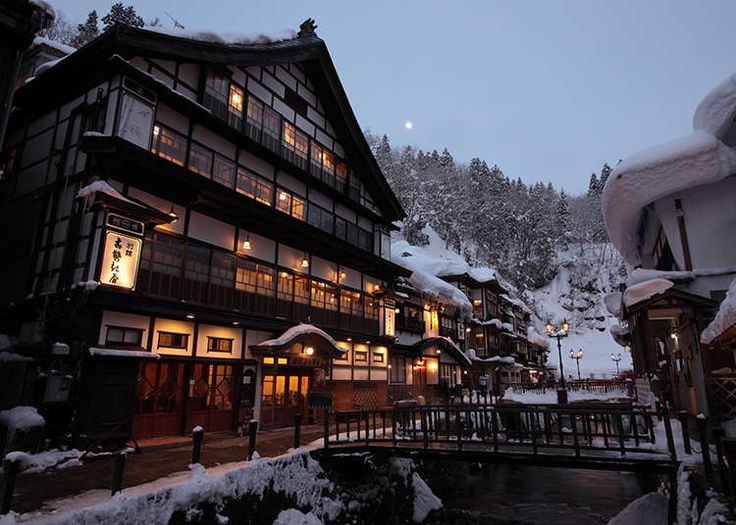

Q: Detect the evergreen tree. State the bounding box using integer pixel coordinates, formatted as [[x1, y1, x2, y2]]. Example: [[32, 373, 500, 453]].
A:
[[556, 190, 571, 249], [102, 3, 145, 29], [71, 10, 99, 47], [587, 173, 600, 197]]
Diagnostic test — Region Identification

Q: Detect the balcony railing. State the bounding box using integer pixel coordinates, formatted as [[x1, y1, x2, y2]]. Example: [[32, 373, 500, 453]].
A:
[[396, 315, 425, 334]]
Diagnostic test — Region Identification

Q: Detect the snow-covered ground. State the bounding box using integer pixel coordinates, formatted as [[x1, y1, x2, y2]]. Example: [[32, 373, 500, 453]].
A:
[[503, 387, 630, 404], [543, 325, 632, 379]]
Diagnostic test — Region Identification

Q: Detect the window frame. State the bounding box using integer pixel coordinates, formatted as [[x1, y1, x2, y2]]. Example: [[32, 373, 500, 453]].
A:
[[158, 331, 190, 349], [105, 325, 144, 346]]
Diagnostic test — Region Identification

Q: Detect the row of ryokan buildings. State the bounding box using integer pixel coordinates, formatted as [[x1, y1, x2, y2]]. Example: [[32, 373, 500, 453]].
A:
[[0, 13, 548, 445]]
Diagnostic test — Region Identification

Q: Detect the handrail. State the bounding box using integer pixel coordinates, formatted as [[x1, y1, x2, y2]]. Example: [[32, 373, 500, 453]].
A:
[[322, 403, 669, 459]]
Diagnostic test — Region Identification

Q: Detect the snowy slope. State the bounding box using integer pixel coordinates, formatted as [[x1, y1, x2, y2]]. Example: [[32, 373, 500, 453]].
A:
[[525, 244, 632, 378]]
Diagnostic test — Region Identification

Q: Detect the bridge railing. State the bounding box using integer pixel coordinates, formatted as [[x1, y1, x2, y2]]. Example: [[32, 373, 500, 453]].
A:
[[323, 403, 662, 459]]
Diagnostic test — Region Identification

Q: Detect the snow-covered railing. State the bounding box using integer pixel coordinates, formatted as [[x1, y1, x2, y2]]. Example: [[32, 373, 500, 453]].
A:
[[322, 403, 671, 462]]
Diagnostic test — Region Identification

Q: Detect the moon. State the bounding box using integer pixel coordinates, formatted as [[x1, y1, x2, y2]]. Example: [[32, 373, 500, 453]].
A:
[[404, 121, 413, 130]]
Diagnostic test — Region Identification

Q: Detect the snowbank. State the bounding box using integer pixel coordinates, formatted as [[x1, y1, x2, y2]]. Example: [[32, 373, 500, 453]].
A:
[[273, 509, 323, 525], [623, 278, 674, 307], [411, 472, 442, 523], [5, 448, 81, 473], [0, 351, 31, 362], [0, 406, 44, 441], [606, 491, 668, 525], [503, 388, 630, 404], [701, 277, 736, 344]]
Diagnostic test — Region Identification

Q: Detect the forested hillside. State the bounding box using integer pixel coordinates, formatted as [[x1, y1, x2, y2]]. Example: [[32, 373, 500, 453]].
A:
[[367, 134, 623, 290], [369, 134, 631, 375]]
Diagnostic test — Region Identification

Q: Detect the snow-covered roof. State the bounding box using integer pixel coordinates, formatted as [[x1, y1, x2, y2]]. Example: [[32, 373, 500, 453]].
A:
[[464, 348, 516, 365], [77, 180, 143, 208], [391, 239, 511, 289], [145, 26, 298, 46], [88, 348, 160, 359], [391, 242, 473, 316], [693, 72, 736, 136], [256, 323, 344, 354], [500, 293, 532, 314], [701, 277, 736, 344], [623, 278, 674, 308], [32, 36, 76, 56], [603, 70, 736, 266], [527, 327, 550, 348]]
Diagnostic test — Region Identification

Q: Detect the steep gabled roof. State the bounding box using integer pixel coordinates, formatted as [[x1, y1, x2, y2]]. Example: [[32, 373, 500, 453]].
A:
[[15, 22, 405, 221]]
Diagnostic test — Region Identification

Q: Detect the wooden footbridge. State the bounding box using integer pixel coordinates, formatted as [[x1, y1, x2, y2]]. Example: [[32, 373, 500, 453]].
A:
[[318, 402, 679, 474]]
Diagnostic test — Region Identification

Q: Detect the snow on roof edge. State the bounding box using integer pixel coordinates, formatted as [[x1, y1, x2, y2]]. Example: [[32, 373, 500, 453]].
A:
[[701, 277, 736, 344]]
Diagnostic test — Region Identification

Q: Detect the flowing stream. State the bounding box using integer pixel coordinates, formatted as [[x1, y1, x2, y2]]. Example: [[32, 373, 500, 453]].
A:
[[424, 462, 660, 524]]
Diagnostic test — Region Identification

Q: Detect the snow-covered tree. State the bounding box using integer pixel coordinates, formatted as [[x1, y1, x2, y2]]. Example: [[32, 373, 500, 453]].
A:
[[38, 12, 77, 46]]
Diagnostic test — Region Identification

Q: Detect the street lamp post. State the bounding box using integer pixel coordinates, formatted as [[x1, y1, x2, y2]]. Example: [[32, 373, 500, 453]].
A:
[[611, 353, 622, 378], [569, 348, 583, 381], [546, 319, 570, 404]]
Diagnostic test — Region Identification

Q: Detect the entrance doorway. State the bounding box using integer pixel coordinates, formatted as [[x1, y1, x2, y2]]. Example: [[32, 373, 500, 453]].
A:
[[132, 361, 185, 438], [188, 363, 235, 433], [260, 367, 311, 427], [132, 361, 236, 439]]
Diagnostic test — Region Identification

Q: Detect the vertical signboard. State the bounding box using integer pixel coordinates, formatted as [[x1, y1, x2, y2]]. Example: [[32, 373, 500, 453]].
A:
[[384, 298, 396, 337], [98, 214, 145, 290]]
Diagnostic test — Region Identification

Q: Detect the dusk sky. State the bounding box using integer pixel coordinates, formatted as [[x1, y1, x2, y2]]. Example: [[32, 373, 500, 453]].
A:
[[48, 0, 736, 194]]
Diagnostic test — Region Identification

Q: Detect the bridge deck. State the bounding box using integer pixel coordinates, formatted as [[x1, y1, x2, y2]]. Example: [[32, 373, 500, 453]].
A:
[[321, 441, 677, 473]]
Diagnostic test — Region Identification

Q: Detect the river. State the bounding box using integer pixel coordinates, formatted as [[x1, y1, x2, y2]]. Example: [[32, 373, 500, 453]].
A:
[[424, 462, 660, 524]]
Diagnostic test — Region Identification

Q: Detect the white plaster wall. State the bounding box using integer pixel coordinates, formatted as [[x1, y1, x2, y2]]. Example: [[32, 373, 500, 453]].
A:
[[237, 230, 275, 262], [98, 311, 150, 347], [152, 318, 195, 356], [654, 176, 736, 271], [196, 324, 243, 360], [188, 211, 235, 250]]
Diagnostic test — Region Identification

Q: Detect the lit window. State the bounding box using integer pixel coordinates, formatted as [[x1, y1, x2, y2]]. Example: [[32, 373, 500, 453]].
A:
[[158, 332, 189, 349], [277, 357, 288, 365], [188, 143, 213, 177], [151, 124, 186, 165], [354, 351, 368, 363], [283, 122, 308, 159], [263, 357, 275, 365], [229, 85, 243, 113], [207, 337, 233, 353]]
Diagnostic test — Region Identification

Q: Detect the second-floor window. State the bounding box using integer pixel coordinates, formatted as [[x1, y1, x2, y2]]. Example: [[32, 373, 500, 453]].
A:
[[276, 188, 305, 221], [188, 143, 214, 177], [283, 122, 308, 160], [236, 168, 272, 205], [105, 326, 143, 346], [207, 337, 233, 353], [151, 125, 186, 165], [204, 71, 229, 120], [228, 84, 244, 128], [158, 332, 189, 349], [236, 260, 274, 296], [390, 356, 407, 383]]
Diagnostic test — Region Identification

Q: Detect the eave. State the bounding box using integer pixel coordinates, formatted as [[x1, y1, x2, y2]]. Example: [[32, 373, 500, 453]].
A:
[[13, 24, 406, 222]]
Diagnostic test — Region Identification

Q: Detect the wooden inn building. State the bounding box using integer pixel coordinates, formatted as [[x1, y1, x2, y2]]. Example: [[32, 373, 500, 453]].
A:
[[0, 21, 482, 444]]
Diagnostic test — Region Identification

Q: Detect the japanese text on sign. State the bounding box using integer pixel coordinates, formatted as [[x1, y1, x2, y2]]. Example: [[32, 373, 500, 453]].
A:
[[99, 231, 142, 289]]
